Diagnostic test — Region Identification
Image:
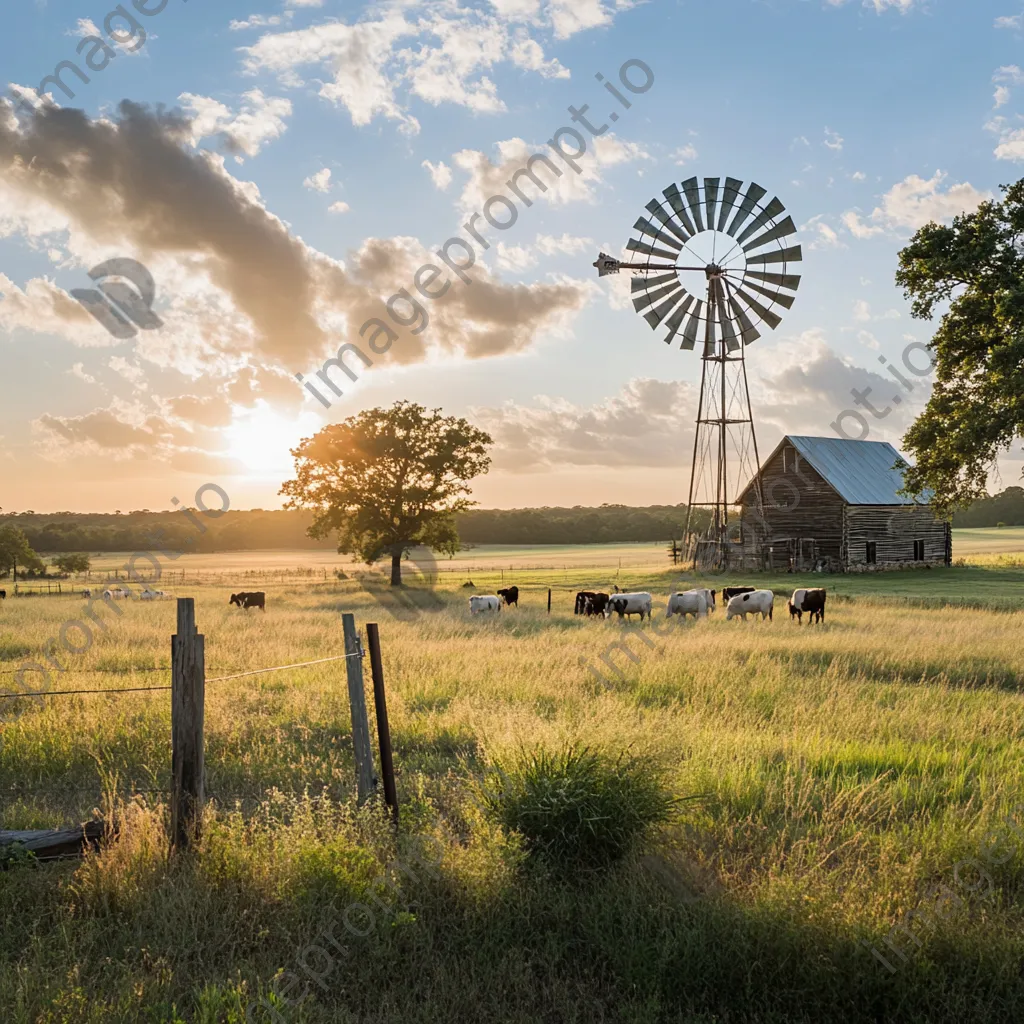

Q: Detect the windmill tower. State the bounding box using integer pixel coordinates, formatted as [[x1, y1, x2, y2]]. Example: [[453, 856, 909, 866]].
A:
[[594, 176, 802, 571]]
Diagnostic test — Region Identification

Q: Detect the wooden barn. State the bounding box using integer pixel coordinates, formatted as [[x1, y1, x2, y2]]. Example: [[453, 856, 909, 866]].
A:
[[733, 435, 951, 572]]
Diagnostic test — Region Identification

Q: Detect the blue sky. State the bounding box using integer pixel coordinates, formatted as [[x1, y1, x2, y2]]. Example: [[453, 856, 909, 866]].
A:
[[0, 0, 1018, 511]]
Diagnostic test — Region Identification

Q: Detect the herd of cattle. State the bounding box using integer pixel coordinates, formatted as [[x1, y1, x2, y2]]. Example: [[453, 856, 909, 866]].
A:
[[470, 585, 827, 623], [5, 579, 823, 623]]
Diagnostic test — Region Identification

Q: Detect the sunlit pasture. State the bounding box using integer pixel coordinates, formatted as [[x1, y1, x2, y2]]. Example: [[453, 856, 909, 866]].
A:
[[2, 562, 1024, 1022]]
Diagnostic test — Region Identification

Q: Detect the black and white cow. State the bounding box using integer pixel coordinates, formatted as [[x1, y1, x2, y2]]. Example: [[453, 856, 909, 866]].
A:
[[230, 591, 266, 611], [722, 587, 756, 602], [497, 586, 519, 608], [788, 588, 826, 624]]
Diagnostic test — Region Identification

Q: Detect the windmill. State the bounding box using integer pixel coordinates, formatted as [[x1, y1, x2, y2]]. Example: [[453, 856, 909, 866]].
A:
[[593, 176, 802, 571]]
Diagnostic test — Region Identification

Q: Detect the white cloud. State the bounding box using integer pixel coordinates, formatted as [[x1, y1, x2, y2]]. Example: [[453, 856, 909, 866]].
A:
[[802, 214, 844, 249], [535, 233, 593, 255], [842, 172, 991, 238], [328, 201, 350, 214], [824, 127, 844, 152], [851, 170, 866, 181], [451, 132, 650, 213], [179, 89, 292, 160], [69, 362, 97, 384], [853, 299, 871, 322], [670, 144, 698, 166], [303, 168, 332, 192], [996, 14, 1023, 29], [238, 2, 619, 134], [422, 159, 453, 190]]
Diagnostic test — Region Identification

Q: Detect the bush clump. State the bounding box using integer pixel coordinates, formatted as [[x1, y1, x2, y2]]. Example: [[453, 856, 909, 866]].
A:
[[481, 745, 675, 874]]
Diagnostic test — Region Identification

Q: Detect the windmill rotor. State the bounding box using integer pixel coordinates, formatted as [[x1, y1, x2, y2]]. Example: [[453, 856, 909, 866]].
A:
[[593, 175, 803, 572]]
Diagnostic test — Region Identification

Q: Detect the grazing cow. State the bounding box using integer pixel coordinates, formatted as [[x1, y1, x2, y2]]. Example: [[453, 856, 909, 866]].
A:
[[606, 592, 653, 622], [81, 588, 91, 598], [230, 591, 266, 611], [497, 586, 519, 608], [103, 587, 130, 600], [666, 589, 715, 620], [0, 589, 6, 599], [725, 589, 774, 622], [722, 587, 756, 602], [587, 593, 611, 618], [140, 589, 172, 601], [788, 588, 826, 624], [469, 595, 500, 614], [575, 591, 595, 615]]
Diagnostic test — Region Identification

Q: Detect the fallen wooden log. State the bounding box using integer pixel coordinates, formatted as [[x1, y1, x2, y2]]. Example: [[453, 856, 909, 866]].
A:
[[0, 820, 106, 862]]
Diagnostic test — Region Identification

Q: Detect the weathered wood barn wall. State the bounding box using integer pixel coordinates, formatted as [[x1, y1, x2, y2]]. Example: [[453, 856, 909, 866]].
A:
[[735, 436, 951, 572]]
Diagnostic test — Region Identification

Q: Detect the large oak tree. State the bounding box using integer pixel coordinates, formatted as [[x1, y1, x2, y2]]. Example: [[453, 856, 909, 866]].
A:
[[281, 401, 492, 585], [897, 179, 1024, 514]]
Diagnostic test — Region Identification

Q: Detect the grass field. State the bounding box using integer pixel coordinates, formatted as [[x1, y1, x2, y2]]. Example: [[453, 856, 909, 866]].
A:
[[3, 550, 1024, 1022]]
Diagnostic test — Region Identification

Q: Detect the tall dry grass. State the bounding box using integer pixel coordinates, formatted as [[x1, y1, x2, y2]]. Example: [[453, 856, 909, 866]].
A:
[[1, 576, 1024, 1021]]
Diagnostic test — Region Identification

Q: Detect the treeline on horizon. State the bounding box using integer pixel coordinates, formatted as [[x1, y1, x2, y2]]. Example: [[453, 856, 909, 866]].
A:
[[4, 504, 711, 555], [4, 490, 1015, 554]]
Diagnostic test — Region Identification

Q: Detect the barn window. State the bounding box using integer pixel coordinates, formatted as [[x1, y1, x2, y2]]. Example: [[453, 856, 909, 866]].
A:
[[914, 539, 925, 561], [866, 541, 877, 564]]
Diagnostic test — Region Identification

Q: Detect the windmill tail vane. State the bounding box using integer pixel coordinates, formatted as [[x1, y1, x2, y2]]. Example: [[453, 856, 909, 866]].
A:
[[594, 176, 802, 572]]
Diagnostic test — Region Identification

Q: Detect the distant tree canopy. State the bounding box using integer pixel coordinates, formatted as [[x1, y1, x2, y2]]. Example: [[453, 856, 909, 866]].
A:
[[281, 402, 492, 585], [0, 524, 44, 579], [897, 179, 1024, 514], [51, 552, 91, 575]]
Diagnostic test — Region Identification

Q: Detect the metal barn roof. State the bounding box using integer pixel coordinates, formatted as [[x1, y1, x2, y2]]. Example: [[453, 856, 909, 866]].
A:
[[785, 436, 925, 506]]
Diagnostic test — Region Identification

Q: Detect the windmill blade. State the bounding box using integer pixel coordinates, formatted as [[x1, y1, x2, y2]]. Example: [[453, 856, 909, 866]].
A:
[[735, 197, 787, 246], [680, 304, 705, 350], [702, 310, 717, 358], [663, 294, 696, 344], [663, 184, 697, 237], [717, 177, 744, 232], [645, 198, 692, 244], [742, 278, 796, 309], [728, 292, 762, 346], [631, 272, 678, 293], [733, 287, 784, 330], [633, 217, 683, 251], [743, 270, 802, 292], [704, 177, 720, 233], [742, 215, 797, 254], [681, 177, 706, 232], [726, 181, 767, 238], [633, 279, 685, 314], [627, 238, 680, 262], [746, 245, 803, 267], [715, 279, 741, 352], [644, 287, 691, 329]]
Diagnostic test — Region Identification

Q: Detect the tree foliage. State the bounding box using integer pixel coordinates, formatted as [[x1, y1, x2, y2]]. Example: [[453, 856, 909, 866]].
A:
[[280, 401, 492, 584], [0, 524, 43, 579], [896, 179, 1024, 514], [51, 552, 91, 575]]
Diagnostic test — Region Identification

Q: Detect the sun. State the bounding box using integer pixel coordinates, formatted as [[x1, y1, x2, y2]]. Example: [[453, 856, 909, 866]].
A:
[[224, 403, 318, 476]]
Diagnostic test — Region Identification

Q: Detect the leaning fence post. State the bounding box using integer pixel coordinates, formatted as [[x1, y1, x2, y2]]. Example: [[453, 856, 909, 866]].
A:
[[342, 613, 376, 803], [171, 597, 205, 852], [366, 623, 398, 826]]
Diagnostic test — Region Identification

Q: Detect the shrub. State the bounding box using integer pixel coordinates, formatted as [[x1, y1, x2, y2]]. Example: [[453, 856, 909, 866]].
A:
[[481, 745, 675, 875]]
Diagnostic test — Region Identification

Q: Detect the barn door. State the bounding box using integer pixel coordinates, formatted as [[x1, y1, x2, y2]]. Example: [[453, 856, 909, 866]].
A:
[[801, 538, 815, 570]]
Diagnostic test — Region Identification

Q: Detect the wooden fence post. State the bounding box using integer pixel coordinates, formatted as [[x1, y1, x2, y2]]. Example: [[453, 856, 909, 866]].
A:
[[547, 588, 552, 614], [171, 597, 205, 852], [366, 623, 398, 826], [342, 613, 376, 804]]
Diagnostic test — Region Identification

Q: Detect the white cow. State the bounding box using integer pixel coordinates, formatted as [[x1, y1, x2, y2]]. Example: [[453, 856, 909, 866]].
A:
[[82, 588, 92, 598], [725, 589, 774, 622], [606, 592, 653, 621], [469, 595, 500, 614], [666, 589, 714, 620], [139, 589, 171, 601]]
